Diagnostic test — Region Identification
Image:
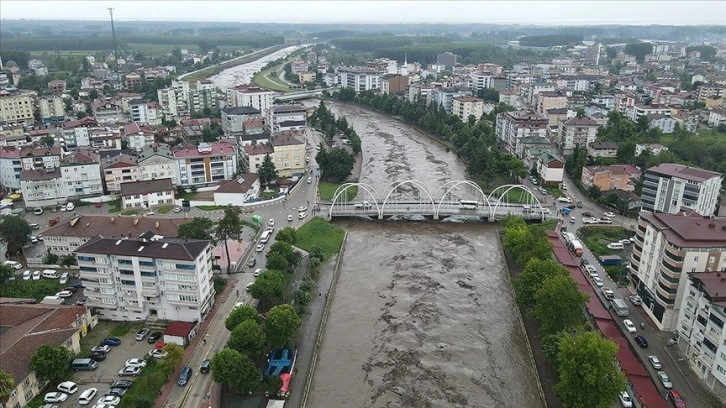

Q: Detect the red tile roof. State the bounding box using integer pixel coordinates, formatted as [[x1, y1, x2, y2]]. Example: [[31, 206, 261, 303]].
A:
[[165, 321, 196, 337]]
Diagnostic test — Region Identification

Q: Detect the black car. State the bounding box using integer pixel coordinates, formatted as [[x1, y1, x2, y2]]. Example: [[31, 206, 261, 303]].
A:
[[200, 359, 211, 374], [580, 258, 590, 267], [106, 387, 127, 397], [576, 201, 583, 208], [110, 380, 133, 389], [147, 331, 163, 343], [89, 351, 106, 361], [70, 281, 85, 289], [635, 335, 648, 348], [247, 258, 256, 268]]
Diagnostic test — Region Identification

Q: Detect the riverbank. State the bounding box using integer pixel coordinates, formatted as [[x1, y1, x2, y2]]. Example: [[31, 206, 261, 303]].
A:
[[251, 47, 311, 91], [179, 44, 289, 83]]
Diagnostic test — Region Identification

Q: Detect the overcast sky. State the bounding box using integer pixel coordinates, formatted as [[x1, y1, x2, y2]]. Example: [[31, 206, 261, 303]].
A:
[[1, 1, 725, 25]]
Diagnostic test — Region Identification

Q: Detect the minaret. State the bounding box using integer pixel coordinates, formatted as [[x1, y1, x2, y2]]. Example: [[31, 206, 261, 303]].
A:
[[404, 53, 408, 68]]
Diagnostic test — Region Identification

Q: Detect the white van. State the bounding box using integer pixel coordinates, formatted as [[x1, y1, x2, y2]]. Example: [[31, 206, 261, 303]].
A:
[[66, 202, 75, 211], [42, 269, 59, 279], [3, 260, 22, 270], [260, 230, 271, 244], [607, 242, 624, 250], [59, 272, 69, 285]]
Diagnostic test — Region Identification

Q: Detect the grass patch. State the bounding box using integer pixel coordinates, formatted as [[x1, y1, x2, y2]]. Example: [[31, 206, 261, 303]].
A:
[[196, 205, 227, 211], [117, 358, 175, 408], [121, 210, 139, 216], [0, 279, 63, 302], [294, 217, 345, 259], [213, 276, 228, 297], [318, 181, 358, 201], [577, 226, 631, 257], [252, 70, 293, 92], [109, 323, 133, 337], [157, 205, 174, 215], [107, 199, 121, 213]]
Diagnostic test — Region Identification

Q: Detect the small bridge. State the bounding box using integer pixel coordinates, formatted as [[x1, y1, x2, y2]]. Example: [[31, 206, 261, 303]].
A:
[[324, 180, 553, 221], [274, 89, 329, 101]]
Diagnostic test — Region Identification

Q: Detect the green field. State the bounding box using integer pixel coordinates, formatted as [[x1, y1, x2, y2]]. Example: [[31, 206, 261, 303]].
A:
[[294, 217, 345, 258], [251, 70, 294, 92], [318, 181, 358, 201]]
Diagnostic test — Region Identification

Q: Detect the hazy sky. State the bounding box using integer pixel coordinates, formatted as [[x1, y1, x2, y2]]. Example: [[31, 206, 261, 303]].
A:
[[1, 1, 725, 25]]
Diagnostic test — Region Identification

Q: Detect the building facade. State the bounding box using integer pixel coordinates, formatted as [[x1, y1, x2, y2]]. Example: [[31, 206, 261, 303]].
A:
[[120, 178, 175, 209], [451, 95, 485, 121], [267, 104, 307, 134], [495, 110, 549, 155], [174, 142, 238, 187], [558, 116, 600, 154], [642, 163, 723, 216], [0, 89, 34, 124], [338, 68, 382, 94], [225, 85, 274, 116], [0, 146, 21, 192], [137, 145, 180, 186], [102, 154, 140, 194]]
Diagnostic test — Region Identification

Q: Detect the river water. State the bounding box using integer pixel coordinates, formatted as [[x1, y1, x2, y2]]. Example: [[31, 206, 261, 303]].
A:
[[208, 45, 304, 89], [305, 102, 544, 408]]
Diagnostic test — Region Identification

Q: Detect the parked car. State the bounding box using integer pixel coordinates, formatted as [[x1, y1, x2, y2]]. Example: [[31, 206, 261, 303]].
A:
[[246, 282, 253, 292], [96, 396, 120, 406], [55, 291, 73, 298], [256, 244, 265, 252], [619, 239, 632, 245], [648, 355, 662, 369], [247, 258, 256, 268], [253, 268, 262, 277], [44, 392, 67, 403], [105, 387, 127, 397], [298, 206, 308, 212], [623, 319, 637, 333], [57, 381, 78, 394], [657, 371, 673, 388], [100, 338, 121, 346], [95, 202, 103, 208], [604, 212, 616, 218], [135, 328, 150, 341], [125, 358, 147, 368], [667, 390, 686, 408], [30, 236, 39, 244], [118, 366, 142, 377], [22, 270, 31, 280], [630, 295, 642, 305], [91, 345, 110, 354], [635, 335, 648, 348], [585, 265, 598, 278], [76, 298, 88, 306], [147, 332, 163, 343], [601, 287, 615, 299], [200, 359, 211, 374], [298, 211, 308, 219], [268, 218, 275, 227], [149, 349, 168, 359], [618, 391, 633, 408], [607, 243, 624, 250], [110, 380, 133, 389], [287, 214, 293, 221], [576, 201, 583, 208], [32, 271, 41, 280], [34, 207, 44, 215], [29, 223, 40, 230], [592, 276, 604, 287], [78, 387, 97, 405], [173, 207, 182, 213], [89, 351, 106, 361]]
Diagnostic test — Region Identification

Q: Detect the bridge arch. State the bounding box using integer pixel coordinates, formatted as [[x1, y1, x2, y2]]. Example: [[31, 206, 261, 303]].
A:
[[380, 180, 437, 218], [435, 180, 491, 217], [328, 182, 381, 218], [489, 184, 544, 220]]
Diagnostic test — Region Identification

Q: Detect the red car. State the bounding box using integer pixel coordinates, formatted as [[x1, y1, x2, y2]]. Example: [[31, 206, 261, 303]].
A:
[[95, 202, 102, 208], [667, 390, 686, 408]]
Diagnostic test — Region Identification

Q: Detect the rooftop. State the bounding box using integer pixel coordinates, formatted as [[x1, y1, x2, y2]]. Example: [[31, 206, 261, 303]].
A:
[[640, 212, 726, 248], [221, 106, 261, 116], [688, 272, 726, 306], [173, 142, 236, 158], [216, 173, 259, 194], [120, 178, 174, 196], [61, 150, 99, 166], [647, 163, 722, 182], [21, 167, 61, 181], [562, 116, 599, 126], [77, 236, 210, 261], [271, 134, 305, 147], [44, 215, 190, 239], [270, 104, 307, 113], [243, 143, 275, 156]]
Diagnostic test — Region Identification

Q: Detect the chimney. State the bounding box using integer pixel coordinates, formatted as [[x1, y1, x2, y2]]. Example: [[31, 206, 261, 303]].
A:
[[110, 217, 115, 223], [133, 218, 139, 225], [155, 221, 159, 229]]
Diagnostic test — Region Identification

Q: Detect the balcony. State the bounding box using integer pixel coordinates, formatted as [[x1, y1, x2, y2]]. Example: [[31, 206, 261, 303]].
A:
[[141, 288, 160, 297]]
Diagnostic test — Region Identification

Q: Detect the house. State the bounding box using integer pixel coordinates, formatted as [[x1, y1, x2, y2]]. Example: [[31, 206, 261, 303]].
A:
[[587, 141, 618, 158], [122, 122, 155, 152], [214, 174, 261, 206], [0, 302, 96, 408], [581, 165, 640, 191], [451, 95, 485, 121], [120, 178, 175, 210], [243, 143, 275, 174], [642, 163, 723, 216], [267, 104, 307, 134], [76, 237, 214, 323], [522, 147, 564, 185], [647, 114, 678, 134], [102, 154, 140, 194], [173, 142, 238, 187], [0, 146, 21, 192], [42, 214, 190, 256], [610, 189, 642, 210], [635, 143, 669, 157], [557, 116, 599, 154], [708, 108, 726, 128], [164, 321, 199, 346]]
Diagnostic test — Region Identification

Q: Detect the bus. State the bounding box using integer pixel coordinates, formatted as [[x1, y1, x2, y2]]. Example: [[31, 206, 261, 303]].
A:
[[459, 200, 479, 210], [260, 230, 271, 243]]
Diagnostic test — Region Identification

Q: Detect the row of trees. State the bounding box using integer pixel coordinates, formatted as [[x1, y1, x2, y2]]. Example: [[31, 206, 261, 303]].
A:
[[308, 101, 358, 182], [331, 91, 527, 188], [502, 216, 626, 407], [309, 101, 362, 153]]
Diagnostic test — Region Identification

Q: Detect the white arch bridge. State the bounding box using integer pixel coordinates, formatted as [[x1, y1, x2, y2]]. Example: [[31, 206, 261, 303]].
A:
[[324, 180, 554, 221]]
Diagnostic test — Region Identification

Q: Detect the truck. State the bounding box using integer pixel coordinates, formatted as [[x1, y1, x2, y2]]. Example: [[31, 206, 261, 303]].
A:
[[570, 240, 584, 257], [610, 298, 629, 317], [599, 255, 622, 266]]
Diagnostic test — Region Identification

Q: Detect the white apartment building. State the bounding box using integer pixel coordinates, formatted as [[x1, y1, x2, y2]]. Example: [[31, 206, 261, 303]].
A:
[[225, 85, 274, 116], [173, 142, 238, 187], [37, 96, 65, 121], [495, 110, 549, 155], [138, 145, 180, 185], [631, 212, 726, 332], [157, 80, 190, 118], [129, 99, 161, 125], [120, 178, 175, 209], [60, 116, 98, 148], [102, 154, 140, 194], [557, 116, 600, 154], [267, 104, 307, 134], [19, 146, 63, 170], [20, 167, 66, 208], [469, 71, 493, 92], [627, 104, 672, 121], [0, 89, 34, 124], [642, 163, 723, 216], [451, 95, 485, 121], [76, 236, 215, 322], [60, 150, 104, 199], [338, 68, 381, 94], [0, 146, 21, 192], [677, 272, 726, 396]]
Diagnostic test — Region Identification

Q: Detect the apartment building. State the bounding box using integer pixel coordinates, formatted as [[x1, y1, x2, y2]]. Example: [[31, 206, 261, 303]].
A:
[[0, 89, 34, 124], [102, 154, 140, 194], [267, 104, 307, 134], [495, 110, 548, 154], [20, 167, 65, 208], [451, 95, 485, 121], [469, 71, 493, 91], [225, 85, 274, 116], [648, 114, 678, 134], [627, 104, 672, 121], [157, 80, 190, 118], [677, 272, 726, 396], [587, 141, 619, 158], [59, 116, 98, 148], [137, 144, 180, 185], [0, 146, 21, 192], [174, 142, 238, 187], [19, 146, 63, 170], [642, 163, 723, 216], [120, 178, 175, 209], [338, 67, 382, 94], [697, 85, 726, 103], [431, 87, 472, 114], [92, 98, 124, 124], [557, 116, 600, 154], [270, 133, 306, 177], [76, 236, 215, 322], [37, 96, 65, 123], [380, 74, 409, 95], [630, 212, 726, 331], [242, 143, 275, 174], [60, 150, 103, 199], [535, 91, 568, 115], [581, 164, 640, 191], [129, 99, 161, 126], [221, 106, 261, 134]]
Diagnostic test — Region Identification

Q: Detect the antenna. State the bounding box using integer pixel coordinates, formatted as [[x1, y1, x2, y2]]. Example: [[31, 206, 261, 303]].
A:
[[108, 7, 119, 64]]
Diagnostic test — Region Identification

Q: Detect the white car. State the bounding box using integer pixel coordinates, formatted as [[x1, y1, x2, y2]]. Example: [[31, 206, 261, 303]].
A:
[[287, 214, 293, 222], [44, 392, 68, 403], [246, 282, 254, 292], [585, 265, 598, 278], [623, 319, 637, 333], [22, 270, 31, 280], [253, 268, 262, 277], [604, 212, 616, 218], [657, 371, 672, 389], [97, 395, 121, 406], [298, 206, 308, 212], [148, 349, 168, 359], [78, 387, 98, 405], [57, 381, 78, 394], [592, 276, 604, 287], [3, 260, 22, 270], [601, 287, 614, 299], [619, 391, 633, 408], [607, 243, 624, 250], [619, 239, 632, 245], [55, 290, 73, 298], [91, 345, 111, 354], [32, 271, 41, 280], [268, 218, 275, 227], [125, 358, 147, 368], [582, 217, 599, 224], [307, 177, 312, 184], [557, 196, 572, 203], [648, 355, 662, 369], [34, 207, 44, 215], [256, 244, 265, 252], [298, 212, 308, 219], [173, 207, 182, 213], [66, 202, 75, 211], [118, 366, 142, 376], [30, 236, 39, 244]]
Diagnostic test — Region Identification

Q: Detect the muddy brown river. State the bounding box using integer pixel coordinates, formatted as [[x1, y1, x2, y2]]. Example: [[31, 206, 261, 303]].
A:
[[305, 102, 544, 408]]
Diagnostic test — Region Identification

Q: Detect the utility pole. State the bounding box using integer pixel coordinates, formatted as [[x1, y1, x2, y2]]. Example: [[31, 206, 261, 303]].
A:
[[108, 7, 118, 63]]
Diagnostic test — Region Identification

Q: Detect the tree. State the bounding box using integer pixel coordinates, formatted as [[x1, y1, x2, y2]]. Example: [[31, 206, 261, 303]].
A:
[[30, 345, 72, 383], [532, 274, 589, 336], [40, 135, 55, 147], [210, 348, 261, 394], [177, 217, 214, 240], [275, 227, 296, 244], [0, 368, 14, 403], [161, 343, 184, 370], [250, 270, 285, 308], [587, 185, 602, 200], [513, 258, 569, 311], [264, 304, 301, 348], [257, 154, 278, 188], [317, 147, 354, 182], [214, 208, 244, 273], [266, 252, 289, 272], [263, 376, 283, 399], [0, 265, 14, 285], [0, 216, 32, 255], [624, 42, 653, 63], [225, 304, 261, 331], [228, 320, 266, 358], [555, 330, 626, 408]]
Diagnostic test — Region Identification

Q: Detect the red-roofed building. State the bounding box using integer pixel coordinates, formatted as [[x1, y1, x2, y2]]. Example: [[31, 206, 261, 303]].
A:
[[164, 321, 198, 346], [173, 142, 238, 187], [0, 146, 22, 191]]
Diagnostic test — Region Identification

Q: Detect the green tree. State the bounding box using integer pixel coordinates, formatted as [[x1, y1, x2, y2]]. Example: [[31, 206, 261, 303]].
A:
[[224, 304, 261, 331], [40, 135, 55, 147], [555, 330, 626, 408], [263, 376, 283, 399], [258, 154, 278, 188], [541, 331, 570, 368], [0, 216, 32, 255], [210, 348, 261, 394], [266, 252, 289, 272], [214, 208, 244, 274], [587, 185, 602, 200], [624, 42, 653, 63], [317, 147, 354, 182], [30, 345, 72, 383], [161, 343, 184, 370], [0, 265, 14, 284], [275, 227, 296, 244], [532, 274, 588, 336], [228, 320, 266, 358], [0, 368, 14, 403], [250, 270, 285, 308], [513, 258, 569, 311], [177, 217, 214, 240], [264, 304, 301, 348]]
